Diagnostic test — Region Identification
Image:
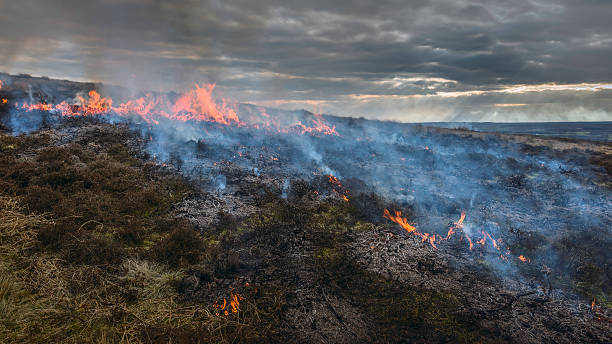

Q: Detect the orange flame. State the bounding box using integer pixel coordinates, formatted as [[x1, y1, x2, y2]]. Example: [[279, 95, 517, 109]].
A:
[[383, 209, 417, 233], [465, 233, 474, 250], [230, 293, 240, 313], [213, 290, 241, 316], [484, 232, 500, 250], [328, 174, 351, 202], [1, 98, 7, 104], [477, 232, 486, 246], [16, 85, 339, 136], [385, 210, 535, 265], [518, 255, 530, 263], [446, 210, 465, 239], [429, 234, 437, 248], [294, 114, 338, 136]]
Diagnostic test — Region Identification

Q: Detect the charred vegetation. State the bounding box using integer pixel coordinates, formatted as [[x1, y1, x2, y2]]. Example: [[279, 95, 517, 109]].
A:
[[0, 75, 610, 343]]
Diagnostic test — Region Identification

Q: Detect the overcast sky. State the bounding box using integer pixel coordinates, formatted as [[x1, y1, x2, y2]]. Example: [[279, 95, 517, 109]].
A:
[[1, 0, 611, 121]]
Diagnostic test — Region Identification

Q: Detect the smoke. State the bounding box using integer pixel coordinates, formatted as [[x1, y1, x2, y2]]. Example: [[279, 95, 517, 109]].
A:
[[1, 78, 610, 294]]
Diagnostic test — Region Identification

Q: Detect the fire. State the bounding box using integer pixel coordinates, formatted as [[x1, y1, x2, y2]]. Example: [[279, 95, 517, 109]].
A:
[[15, 84, 339, 136], [294, 114, 338, 136], [446, 210, 465, 239], [328, 175, 340, 185], [383, 209, 417, 234], [465, 233, 474, 250], [327, 174, 350, 202], [230, 293, 240, 313], [383, 209, 441, 248], [1, 98, 7, 104], [484, 231, 500, 250], [213, 290, 241, 316], [591, 298, 596, 311], [477, 233, 486, 246], [384, 209, 536, 266]]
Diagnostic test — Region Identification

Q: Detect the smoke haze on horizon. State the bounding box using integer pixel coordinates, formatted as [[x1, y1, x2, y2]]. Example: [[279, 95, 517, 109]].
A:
[[0, 0, 611, 122]]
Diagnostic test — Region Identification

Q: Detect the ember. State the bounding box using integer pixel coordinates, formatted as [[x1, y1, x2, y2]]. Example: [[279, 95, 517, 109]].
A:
[[328, 174, 351, 201]]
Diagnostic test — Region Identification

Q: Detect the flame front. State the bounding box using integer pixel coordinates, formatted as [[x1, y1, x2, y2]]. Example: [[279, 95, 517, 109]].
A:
[[383, 209, 535, 263], [16, 85, 339, 136]]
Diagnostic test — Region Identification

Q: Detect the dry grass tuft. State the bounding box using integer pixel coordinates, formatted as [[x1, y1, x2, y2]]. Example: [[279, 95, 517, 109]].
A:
[[0, 131, 274, 343]]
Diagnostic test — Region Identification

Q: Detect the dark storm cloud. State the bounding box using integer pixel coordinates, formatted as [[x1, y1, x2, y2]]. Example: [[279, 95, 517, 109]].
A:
[[0, 0, 611, 121]]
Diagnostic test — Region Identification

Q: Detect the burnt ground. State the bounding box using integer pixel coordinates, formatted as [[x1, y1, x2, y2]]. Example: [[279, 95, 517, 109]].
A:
[[0, 74, 611, 343], [170, 137, 612, 343]]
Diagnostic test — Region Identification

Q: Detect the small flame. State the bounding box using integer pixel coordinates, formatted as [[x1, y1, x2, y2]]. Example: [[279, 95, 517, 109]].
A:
[[328, 174, 350, 201], [477, 232, 486, 246], [465, 233, 474, 250], [385, 210, 536, 265], [591, 298, 596, 311], [383, 209, 439, 248], [484, 232, 500, 250], [518, 255, 530, 263], [429, 234, 437, 248], [213, 290, 241, 316], [328, 175, 341, 186], [446, 210, 465, 239], [383, 209, 417, 233], [294, 114, 338, 136]]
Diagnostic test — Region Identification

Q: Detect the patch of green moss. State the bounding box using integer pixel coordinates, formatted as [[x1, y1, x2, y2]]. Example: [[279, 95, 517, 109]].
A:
[[313, 247, 341, 264], [309, 204, 353, 234]]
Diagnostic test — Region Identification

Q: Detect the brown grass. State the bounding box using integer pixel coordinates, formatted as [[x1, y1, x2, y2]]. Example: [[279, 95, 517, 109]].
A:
[[0, 130, 275, 343]]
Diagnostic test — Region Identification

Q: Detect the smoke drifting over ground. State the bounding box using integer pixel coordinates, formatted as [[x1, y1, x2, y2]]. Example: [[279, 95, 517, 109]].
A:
[[1, 73, 611, 343], [1, 74, 610, 293]]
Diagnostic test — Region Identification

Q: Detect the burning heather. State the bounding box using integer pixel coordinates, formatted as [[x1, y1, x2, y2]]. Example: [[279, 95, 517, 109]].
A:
[[0, 73, 610, 343], [13, 84, 336, 136]]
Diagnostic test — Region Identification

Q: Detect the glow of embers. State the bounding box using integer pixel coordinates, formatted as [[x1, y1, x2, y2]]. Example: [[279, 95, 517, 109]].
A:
[[328, 174, 351, 202], [0, 80, 7, 104], [383, 209, 533, 264], [590, 298, 612, 323], [16, 85, 338, 136]]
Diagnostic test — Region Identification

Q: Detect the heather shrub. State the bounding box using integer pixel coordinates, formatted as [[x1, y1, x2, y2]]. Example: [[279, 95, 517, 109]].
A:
[[152, 225, 205, 268]]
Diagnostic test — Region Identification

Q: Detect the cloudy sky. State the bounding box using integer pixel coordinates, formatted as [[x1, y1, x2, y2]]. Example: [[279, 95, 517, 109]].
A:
[[1, 0, 611, 121]]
